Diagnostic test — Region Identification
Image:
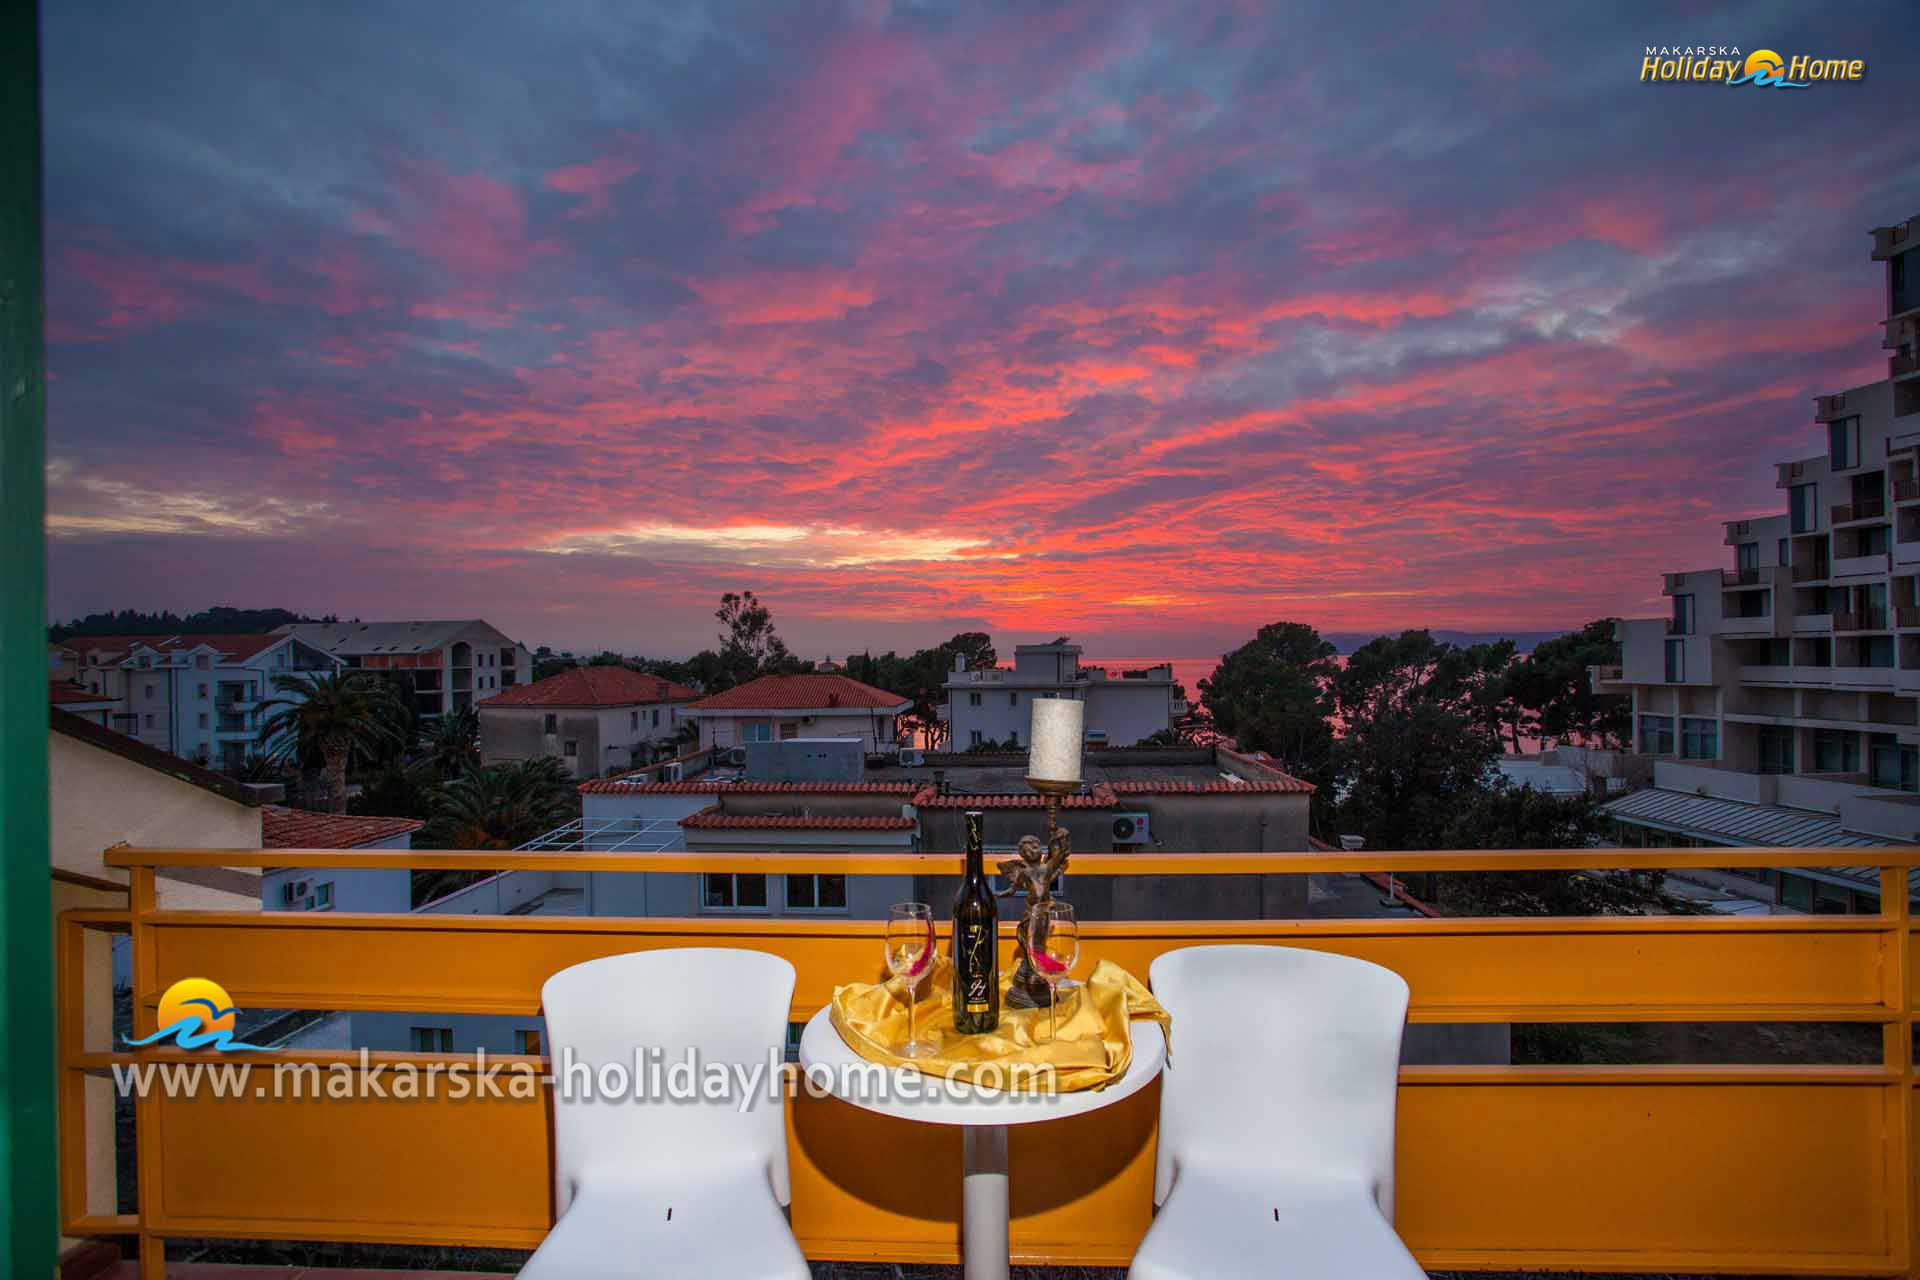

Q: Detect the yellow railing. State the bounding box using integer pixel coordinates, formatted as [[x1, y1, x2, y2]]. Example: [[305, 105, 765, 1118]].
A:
[[59, 845, 1920, 1275]]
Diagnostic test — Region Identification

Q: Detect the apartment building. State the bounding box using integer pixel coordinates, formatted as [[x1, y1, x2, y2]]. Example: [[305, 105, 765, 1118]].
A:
[[273, 619, 531, 718], [477, 665, 701, 779], [941, 638, 1186, 748], [1598, 212, 1920, 897], [54, 632, 340, 769]]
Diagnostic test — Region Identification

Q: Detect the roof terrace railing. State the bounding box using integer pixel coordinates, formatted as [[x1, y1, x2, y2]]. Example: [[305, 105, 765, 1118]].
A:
[[62, 845, 1920, 1277]]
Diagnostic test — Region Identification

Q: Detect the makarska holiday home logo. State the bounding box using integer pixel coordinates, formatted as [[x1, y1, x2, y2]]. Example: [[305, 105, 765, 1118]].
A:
[[1640, 47, 1865, 87]]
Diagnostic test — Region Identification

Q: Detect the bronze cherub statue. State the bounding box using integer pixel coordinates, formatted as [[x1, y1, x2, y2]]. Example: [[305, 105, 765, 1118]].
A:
[[998, 821, 1071, 1009]]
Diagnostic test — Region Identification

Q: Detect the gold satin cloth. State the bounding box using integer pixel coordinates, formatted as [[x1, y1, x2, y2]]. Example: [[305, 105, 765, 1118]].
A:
[[828, 957, 1169, 1093]]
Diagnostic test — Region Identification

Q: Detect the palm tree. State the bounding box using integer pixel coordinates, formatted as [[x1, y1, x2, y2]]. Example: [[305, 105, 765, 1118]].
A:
[[258, 670, 405, 813], [419, 705, 480, 777], [419, 758, 577, 850]]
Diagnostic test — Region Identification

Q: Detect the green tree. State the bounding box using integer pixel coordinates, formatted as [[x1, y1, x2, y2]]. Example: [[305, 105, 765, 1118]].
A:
[[1336, 697, 1501, 851], [1432, 783, 1687, 916], [419, 705, 480, 777], [258, 671, 406, 813], [413, 759, 580, 907], [1198, 622, 1340, 790], [1505, 619, 1629, 748]]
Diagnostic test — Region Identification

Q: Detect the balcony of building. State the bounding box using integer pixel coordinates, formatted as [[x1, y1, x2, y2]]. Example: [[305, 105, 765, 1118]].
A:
[[1835, 608, 1892, 634], [1835, 551, 1892, 579], [1872, 214, 1919, 261], [1835, 499, 1891, 527], [1815, 393, 1854, 423], [52, 843, 1920, 1278], [1723, 519, 1757, 546]]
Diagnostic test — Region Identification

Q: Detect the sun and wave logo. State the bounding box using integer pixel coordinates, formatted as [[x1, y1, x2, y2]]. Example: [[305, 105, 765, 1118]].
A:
[[123, 977, 276, 1052], [1640, 46, 1864, 87]]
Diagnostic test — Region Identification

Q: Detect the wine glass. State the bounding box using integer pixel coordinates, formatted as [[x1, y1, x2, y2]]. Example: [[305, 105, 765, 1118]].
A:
[[1023, 900, 1079, 1043], [885, 902, 938, 1058]]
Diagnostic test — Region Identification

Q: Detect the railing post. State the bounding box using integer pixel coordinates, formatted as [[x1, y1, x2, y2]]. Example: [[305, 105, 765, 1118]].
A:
[[129, 867, 165, 1276], [1883, 864, 1914, 1275]]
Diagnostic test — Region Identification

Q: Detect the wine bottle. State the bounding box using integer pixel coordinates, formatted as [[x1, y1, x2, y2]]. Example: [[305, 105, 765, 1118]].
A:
[[951, 810, 1000, 1034]]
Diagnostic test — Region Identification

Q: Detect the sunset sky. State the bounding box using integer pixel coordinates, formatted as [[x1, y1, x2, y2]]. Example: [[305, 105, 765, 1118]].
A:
[[40, 2, 1920, 659]]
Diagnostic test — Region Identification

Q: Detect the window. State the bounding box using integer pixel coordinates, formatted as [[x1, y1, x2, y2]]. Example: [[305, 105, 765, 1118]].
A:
[[785, 1022, 804, 1062], [1679, 717, 1717, 760], [1780, 874, 1814, 912], [1758, 726, 1796, 775], [970, 730, 984, 746], [197, 682, 209, 699], [197, 713, 208, 729], [1736, 542, 1759, 571], [1778, 538, 1790, 567], [1894, 249, 1920, 315], [1664, 639, 1686, 683], [779, 721, 799, 740], [516, 1029, 543, 1056], [968, 692, 982, 706], [144, 682, 156, 699], [703, 873, 768, 911], [630, 711, 639, 731], [196, 654, 209, 669], [313, 882, 333, 910], [744, 722, 774, 742], [1671, 594, 1695, 635], [1791, 483, 1819, 533], [786, 874, 848, 911], [652, 708, 660, 727], [1813, 730, 1860, 774], [1870, 736, 1918, 792], [1636, 714, 1674, 755], [543, 713, 557, 733], [1009, 691, 1019, 706], [1008, 729, 1018, 747], [563, 740, 578, 757], [143, 714, 154, 728], [410, 1027, 453, 1053], [1830, 416, 1861, 470]]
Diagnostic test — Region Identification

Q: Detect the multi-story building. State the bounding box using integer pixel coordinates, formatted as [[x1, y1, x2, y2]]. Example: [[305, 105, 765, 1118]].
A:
[[54, 632, 341, 769], [942, 638, 1186, 748], [477, 666, 701, 779], [681, 672, 911, 754], [1598, 212, 1920, 908], [272, 619, 531, 718]]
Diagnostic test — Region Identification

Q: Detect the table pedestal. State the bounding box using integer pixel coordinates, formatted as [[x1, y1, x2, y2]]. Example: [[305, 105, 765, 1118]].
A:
[[962, 1124, 1010, 1280]]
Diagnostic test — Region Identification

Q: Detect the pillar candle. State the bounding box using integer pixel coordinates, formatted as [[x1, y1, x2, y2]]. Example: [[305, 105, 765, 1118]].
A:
[[1027, 697, 1084, 784]]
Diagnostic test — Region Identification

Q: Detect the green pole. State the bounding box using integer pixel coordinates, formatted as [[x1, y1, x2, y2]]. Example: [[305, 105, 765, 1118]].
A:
[[0, 0, 56, 1274]]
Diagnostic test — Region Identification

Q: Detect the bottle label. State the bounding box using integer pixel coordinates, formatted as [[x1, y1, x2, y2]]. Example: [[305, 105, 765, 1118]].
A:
[[960, 921, 992, 1013]]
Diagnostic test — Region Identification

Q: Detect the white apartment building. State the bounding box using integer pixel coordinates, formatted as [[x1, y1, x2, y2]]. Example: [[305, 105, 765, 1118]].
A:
[[942, 639, 1185, 748], [274, 619, 531, 718], [682, 673, 911, 754], [1599, 212, 1920, 878], [54, 632, 341, 770]]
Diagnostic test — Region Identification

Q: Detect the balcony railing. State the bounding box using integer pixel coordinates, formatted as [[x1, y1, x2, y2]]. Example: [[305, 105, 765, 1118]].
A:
[[1591, 664, 1623, 682], [1792, 560, 1830, 581], [59, 844, 1920, 1278], [1816, 392, 1852, 421], [1898, 480, 1920, 504], [1899, 606, 1920, 630], [1895, 352, 1920, 379], [1835, 609, 1890, 632], [1834, 499, 1889, 525]]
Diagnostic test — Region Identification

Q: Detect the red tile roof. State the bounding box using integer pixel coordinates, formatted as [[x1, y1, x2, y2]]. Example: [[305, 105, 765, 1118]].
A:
[[686, 673, 911, 713], [911, 783, 1121, 809], [481, 666, 699, 709], [679, 804, 917, 831], [49, 680, 115, 706], [1108, 778, 1315, 795], [262, 806, 425, 850], [58, 633, 291, 662], [579, 778, 918, 796]]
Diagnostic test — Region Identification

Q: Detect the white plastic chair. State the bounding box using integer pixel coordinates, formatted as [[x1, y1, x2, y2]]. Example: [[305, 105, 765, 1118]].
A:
[[1129, 944, 1421, 1280], [517, 948, 808, 1280]]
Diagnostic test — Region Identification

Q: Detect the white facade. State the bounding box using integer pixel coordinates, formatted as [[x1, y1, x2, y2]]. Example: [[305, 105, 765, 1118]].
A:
[[695, 710, 898, 753], [58, 633, 340, 770], [942, 640, 1184, 748]]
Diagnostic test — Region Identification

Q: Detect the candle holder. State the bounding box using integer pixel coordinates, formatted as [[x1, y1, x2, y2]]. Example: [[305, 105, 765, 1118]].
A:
[[998, 775, 1078, 1009]]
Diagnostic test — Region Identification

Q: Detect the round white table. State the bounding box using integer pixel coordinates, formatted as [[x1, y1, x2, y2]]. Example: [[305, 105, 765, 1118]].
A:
[[798, 1005, 1167, 1280]]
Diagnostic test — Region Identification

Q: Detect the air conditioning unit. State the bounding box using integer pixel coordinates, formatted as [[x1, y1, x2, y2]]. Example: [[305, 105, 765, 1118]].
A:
[[900, 748, 925, 767], [660, 760, 684, 783], [282, 880, 309, 904], [726, 747, 748, 766], [1111, 812, 1151, 845]]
